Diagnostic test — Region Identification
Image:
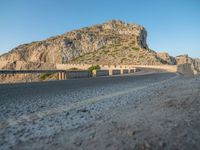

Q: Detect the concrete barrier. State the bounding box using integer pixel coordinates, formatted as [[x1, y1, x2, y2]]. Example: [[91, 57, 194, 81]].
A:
[[92, 70, 109, 77], [120, 69, 123, 75], [111, 70, 121, 75], [130, 68, 137, 73], [177, 63, 194, 77], [56, 63, 178, 73], [123, 69, 129, 74], [3, 63, 180, 82], [65, 70, 90, 79]]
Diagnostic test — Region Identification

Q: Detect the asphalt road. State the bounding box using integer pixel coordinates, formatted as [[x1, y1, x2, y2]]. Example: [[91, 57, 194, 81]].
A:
[[0, 73, 177, 150]]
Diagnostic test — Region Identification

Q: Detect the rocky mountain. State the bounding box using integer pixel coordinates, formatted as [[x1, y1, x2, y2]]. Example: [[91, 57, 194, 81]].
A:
[[0, 20, 167, 70], [0, 20, 199, 70]]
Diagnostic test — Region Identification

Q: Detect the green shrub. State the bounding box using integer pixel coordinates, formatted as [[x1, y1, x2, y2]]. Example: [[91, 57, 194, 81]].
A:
[[120, 58, 129, 63], [123, 46, 129, 49], [88, 65, 101, 77], [39, 73, 57, 81], [128, 54, 133, 57], [132, 47, 140, 51], [101, 46, 106, 49]]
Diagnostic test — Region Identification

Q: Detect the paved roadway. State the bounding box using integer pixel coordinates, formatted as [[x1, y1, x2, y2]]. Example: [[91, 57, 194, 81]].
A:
[[0, 73, 177, 150]]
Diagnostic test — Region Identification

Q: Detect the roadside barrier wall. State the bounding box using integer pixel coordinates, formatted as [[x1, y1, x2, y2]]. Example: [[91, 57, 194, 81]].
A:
[[123, 69, 129, 74], [177, 63, 194, 77], [93, 70, 109, 77], [111, 70, 121, 75], [59, 70, 90, 80]]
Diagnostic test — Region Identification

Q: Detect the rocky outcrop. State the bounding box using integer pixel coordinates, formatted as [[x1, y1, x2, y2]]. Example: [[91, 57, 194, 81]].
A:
[[175, 55, 189, 64], [157, 52, 176, 65], [0, 61, 56, 70], [0, 20, 150, 68]]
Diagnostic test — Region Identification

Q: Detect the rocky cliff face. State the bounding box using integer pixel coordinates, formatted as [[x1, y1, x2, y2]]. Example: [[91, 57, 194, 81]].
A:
[[156, 52, 176, 65], [0, 20, 150, 67]]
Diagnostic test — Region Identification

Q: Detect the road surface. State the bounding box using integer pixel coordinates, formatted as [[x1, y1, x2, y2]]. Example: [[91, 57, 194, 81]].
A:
[[1, 73, 200, 150]]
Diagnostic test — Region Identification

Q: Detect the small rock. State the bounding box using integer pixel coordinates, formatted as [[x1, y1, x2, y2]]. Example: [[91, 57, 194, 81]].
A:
[[73, 140, 82, 147], [158, 141, 166, 148], [127, 129, 137, 136], [65, 112, 69, 116], [144, 141, 151, 149], [77, 108, 89, 113]]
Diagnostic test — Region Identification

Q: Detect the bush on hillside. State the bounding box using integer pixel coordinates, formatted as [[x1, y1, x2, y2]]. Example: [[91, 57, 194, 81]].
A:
[[68, 67, 79, 70]]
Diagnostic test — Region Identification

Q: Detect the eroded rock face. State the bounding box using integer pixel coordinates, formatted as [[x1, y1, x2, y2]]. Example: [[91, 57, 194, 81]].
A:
[[0, 20, 149, 68], [157, 52, 176, 65], [175, 55, 189, 64], [0, 61, 56, 70]]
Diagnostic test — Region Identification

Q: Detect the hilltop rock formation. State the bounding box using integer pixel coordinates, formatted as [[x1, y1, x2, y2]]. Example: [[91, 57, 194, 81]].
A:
[[0, 20, 199, 71], [0, 20, 149, 65], [0, 20, 166, 70]]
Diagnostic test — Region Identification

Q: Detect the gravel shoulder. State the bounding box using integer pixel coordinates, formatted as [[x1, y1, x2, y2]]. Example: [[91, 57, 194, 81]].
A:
[[1, 73, 200, 150]]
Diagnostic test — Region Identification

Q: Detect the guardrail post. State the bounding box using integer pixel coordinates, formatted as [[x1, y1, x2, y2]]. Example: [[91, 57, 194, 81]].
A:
[[61, 72, 65, 80], [65, 72, 68, 79], [109, 69, 112, 76], [58, 72, 62, 80], [128, 69, 130, 74], [92, 70, 96, 77], [120, 69, 123, 75]]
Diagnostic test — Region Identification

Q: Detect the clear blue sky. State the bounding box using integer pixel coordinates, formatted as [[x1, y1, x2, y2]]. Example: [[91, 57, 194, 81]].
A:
[[0, 0, 200, 58]]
